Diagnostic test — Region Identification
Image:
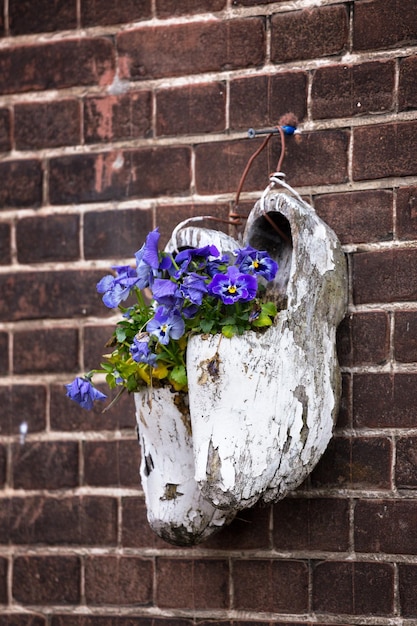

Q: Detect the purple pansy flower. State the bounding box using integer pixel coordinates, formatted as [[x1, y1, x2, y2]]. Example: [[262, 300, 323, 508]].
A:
[[208, 265, 257, 304], [65, 377, 107, 410], [97, 265, 140, 308], [130, 334, 158, 367], [235, 246, 278, 281], [180, 272, 209, 305], [152, 278, 182, 306], [134, 228, 171, 288], [173, 245, 220, 277], [146, 306, 185, 345]]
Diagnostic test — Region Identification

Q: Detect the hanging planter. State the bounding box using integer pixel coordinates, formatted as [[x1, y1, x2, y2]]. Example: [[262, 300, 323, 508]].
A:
[[185, 174, 347, 510]]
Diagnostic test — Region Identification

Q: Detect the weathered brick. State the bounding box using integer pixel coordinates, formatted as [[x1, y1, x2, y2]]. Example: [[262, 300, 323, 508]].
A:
[[353, 0, 417, 51], [204, 503, 271, 551], [0, 223, 11, 264], [117, 18, 265, 81], [155, 204, 229, 248], [233, 559, 308, 612], [312, 561, 394, 615], [51, 619, 190, 626], [352, 249, 417, 304], [85, 556, 153, 605], [0, 444, 6, 487], [16, 215, 80, 263], [0, 385, 46, 435], [156, 82, 226, 137], [84, 208, 152, 260], [49, 147, 191, 204], [399, 55, 417, 111], [0, 160, 42, 209], [353, 121, 417, 181], [15, 100, 80, 150], [337, 373, 352, 430], [229, 72, 307, 131], [312, 61, 395, 119], [83, 324, 115, 372], [395, 436, 417, 489], [396, 185, 417, 240], [9, 0, 77, 35], [13, 328, 78, 374], [0, 39, 115, 95], [121, 496, 169, 549], [156, 0, 226, 17], [0, 617, 45, 626], [0, 557, 6, 603], [156, 558, 229, 609], [0, 108, 11, 152], [394, 311, 417, 362], [353, 373, 417, 429], [0, 332, 7, 375], [271, 6, 349, 63], [314, 189, 393, 245], [1, 496, 117, 545], [81, 0, 151, 26], [84, 92, 152, 144], [0, 270, 107, 321], [311, 436, 392, 490], [13, 556, 80, 604], [12, 441, 79, 490], [50, 382, 135, 432], [83, 440, 140, 488], [273, 498, 349, 552], [399, 564, 417, 617], [0, 0, 4, 36], [336, 311, 390, 366], [355, 500, 417, 554]]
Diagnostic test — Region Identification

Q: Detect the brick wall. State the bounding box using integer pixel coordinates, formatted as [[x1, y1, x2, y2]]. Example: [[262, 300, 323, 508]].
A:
[[0, 0, 417, 624]]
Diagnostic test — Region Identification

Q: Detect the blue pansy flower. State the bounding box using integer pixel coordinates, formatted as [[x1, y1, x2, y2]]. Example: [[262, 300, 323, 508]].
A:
[[130, 334, 158, 367], [173, 245, 220, 277], [235, 246, 278, 282], [146, 306, 185, 345], [180, 272, 208, 305], [208, 265, 257, 304], [65, 377, 107, 410], [152, 278, 182, 307], [97, 265, 140, 308]]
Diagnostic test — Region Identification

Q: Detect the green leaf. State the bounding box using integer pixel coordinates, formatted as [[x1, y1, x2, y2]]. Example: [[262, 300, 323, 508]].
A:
[[251, 314, 273, 328], [170, 365, 187, 386], [115, 327, 127, 343], [262, 301, 278, 316], [200, 319, 214, 333], [222, 324, 238, 338]]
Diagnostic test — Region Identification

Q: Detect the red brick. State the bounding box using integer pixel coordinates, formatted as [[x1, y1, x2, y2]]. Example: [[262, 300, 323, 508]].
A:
[[50, 382, 135, 432], [0, 269, 108, 321], [311, 436, 392, 490], [0, 160, 42, 208], [399, 55, 417, 111], [0, 444, 5, 487], [12, 441, 79, 490], [15, 100, 80, 150], [156, 82, 226, 137], [0, 0, 4, 36], [353, 0, 417, 51], [337, 373, 352, 429], [83, 324, 114, 371], [2, 496, 117, 546], [49, 146, 191, 204], [313, 561, 394, 615], [273, 498, 349, 552], [204, 503, 271, 551], [353, 373, 417, 429], [16, 215, 80, 263], [314, 189, 393, 245], [233, 559, 308, 612], [0, 333, 8, 375], [156, 558, 229, 609], [353, 121, 417, 181], [84, 208, 152, 260], [395, 436, 417, 489], [121, 496, 170, 549], [84, 92, 152, 144], [156, 0, 226, 17], [336, 311, 390, 366], [0, 39, 114, 95], [0, 385, 46, 435], [394, 311, 417, 362], [83, 440, 140, 488], [271, 6, 349, 63], [85, 556, 153, 605], [0, 557, 6, 603], [312, 61, 395, 120], [117, 18, 265, 81], [396, 185, 417, 240], [352, 248, 417, 304], [0, 108, 11, 152], [9, 0, 76, 35], [81, 0, 151, 26], [13, 328, 78, 374], [399, 564, 417, 616], [13, 556, 80, 604], [355, 499, 417, 554], [229, 72, 307, 131], [0, 617, 45, 626], [0, 223, 11, 265]]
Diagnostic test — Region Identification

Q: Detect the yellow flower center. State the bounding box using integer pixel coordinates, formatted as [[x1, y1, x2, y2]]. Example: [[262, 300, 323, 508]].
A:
[[228, 285, 237, 294]]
